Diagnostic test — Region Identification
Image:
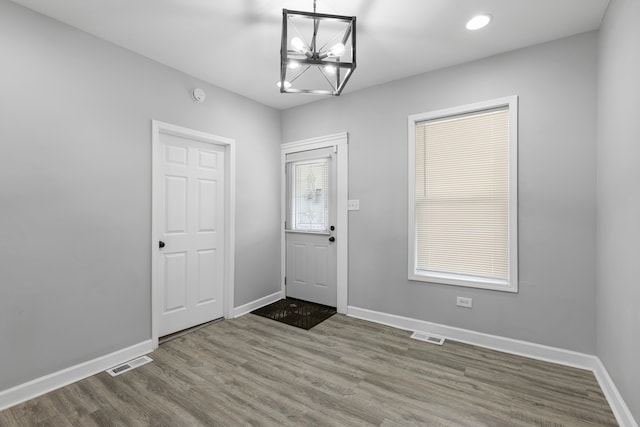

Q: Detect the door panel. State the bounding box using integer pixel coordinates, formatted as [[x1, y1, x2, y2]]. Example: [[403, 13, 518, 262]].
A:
[[315, 245, 329, 285], [293, 243, 306, 282], [286, 234, 336, 306], [198, 179, 217, 231], [164, 252, 187, 312], [158, 133, 225, 336], [285, 148, 337, 307], [165, 176, 187, 232], [197, 249, 217, 303]]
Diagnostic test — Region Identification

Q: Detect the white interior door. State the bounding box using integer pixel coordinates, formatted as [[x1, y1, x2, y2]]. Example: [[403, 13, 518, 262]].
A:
[[157, 132, 225, 336], [285, 148, 337, 307]]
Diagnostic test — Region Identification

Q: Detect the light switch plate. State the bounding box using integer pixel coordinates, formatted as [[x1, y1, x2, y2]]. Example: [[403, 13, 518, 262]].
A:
[[456, 297, 473, 308], [347, 199, 360, 210]]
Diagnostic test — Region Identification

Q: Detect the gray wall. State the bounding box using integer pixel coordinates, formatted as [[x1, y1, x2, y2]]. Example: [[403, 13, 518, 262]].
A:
[[0, 0, 281, 391], [597, 0, 640, 421], [282, 32, 598, 354]]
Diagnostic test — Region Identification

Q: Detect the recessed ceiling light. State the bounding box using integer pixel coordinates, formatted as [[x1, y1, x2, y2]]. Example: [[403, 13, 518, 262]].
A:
[[466, 14, 492, 31]]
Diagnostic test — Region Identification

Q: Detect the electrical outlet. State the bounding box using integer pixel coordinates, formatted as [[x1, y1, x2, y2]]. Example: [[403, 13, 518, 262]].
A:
[[456, 297, 473, 308], [347, 199, 360, 210]]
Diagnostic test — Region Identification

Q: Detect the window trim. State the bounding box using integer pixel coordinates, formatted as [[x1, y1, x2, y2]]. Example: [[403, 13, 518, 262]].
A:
[[408, 96, 518, 293]]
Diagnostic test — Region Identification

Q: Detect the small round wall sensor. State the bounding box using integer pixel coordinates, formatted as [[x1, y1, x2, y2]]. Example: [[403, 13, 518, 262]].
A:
[[192, 88, 206, 103]]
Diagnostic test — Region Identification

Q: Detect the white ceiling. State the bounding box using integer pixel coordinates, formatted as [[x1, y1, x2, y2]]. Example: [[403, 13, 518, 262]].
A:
[[11, 0, 610, 110]]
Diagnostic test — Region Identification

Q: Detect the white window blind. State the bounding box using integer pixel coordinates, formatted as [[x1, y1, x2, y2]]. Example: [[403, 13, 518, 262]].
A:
[[409, 97, 517, 292]]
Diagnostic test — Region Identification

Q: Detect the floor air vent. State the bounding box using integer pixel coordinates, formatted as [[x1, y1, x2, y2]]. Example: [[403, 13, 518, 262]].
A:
[[106, 355, 153, 377], [410, 331, 445, 346]]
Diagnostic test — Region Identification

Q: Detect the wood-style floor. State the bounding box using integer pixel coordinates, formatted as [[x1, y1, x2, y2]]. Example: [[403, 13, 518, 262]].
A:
[[0, 314, 617, 426]]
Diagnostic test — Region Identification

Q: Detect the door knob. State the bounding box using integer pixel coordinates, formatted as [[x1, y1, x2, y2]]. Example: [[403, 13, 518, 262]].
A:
[[328, 236, 335, 242], [159, 241, 165, 248]]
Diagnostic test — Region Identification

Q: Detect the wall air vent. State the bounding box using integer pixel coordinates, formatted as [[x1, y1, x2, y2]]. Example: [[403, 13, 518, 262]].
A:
[[106, 355, 153, 377], [410, 331, 445, 346]]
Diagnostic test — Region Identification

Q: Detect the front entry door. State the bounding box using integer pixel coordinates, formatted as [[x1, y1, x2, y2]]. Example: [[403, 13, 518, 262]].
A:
[[157, 132, 225, 336], [285, 148, 337, 307]]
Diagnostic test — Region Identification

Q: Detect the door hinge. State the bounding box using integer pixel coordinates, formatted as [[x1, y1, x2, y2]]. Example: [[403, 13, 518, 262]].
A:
[[284, 276, 287, 286]]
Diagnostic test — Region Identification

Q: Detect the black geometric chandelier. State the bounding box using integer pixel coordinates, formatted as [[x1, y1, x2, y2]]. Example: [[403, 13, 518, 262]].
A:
[[279, 0, 356, 96]]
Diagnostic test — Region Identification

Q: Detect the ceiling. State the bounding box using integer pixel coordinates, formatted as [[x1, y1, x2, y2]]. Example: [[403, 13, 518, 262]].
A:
[[11, 0, 610, 110]]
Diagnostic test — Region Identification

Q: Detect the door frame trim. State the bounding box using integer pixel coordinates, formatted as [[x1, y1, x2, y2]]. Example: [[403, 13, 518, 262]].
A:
[[151, 120, 236, 348], [281, 132, 349, 314]]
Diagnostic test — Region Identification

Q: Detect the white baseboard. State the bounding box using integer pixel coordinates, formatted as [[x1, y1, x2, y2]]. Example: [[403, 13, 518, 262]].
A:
[[0, 340, 154, 412], [233, 291, 282, 318], [347, 305, 637, 427], [347, 306, 596, 369], [593, 358, 639, 427]]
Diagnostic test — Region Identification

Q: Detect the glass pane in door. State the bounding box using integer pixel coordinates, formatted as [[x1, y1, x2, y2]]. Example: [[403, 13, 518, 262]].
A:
[[291, 160, 329, 232]]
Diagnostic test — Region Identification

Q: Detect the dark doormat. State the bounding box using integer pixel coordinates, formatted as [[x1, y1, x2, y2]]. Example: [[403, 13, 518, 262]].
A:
[[251, 298, 336, 330]]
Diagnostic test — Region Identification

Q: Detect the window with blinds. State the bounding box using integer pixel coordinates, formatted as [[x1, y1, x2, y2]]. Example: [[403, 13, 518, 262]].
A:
[[288, 159, 329, 232], [408, 97, 518, 292]]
